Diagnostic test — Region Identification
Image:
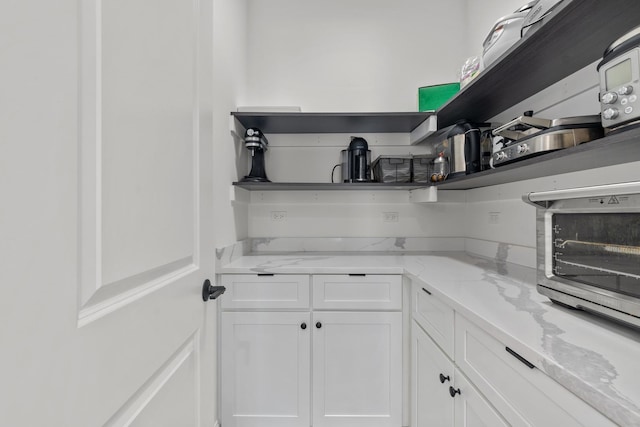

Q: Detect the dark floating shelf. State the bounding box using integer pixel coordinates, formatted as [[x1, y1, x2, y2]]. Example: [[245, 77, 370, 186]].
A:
[[435, 0, 640, 129], [233, 126, 640, 192], [231, 112, 432, 134], [435, 126, 640, 190], [231, 0, 640, 194], [232, 182, 429, 191]]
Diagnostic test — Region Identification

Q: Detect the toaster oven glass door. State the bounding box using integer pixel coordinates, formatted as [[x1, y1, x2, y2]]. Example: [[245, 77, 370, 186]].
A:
[[551, 212, 640, 298]]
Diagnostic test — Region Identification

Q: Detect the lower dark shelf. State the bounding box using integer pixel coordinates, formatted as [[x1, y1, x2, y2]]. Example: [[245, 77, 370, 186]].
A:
[[232, 182, 429, 191], [435, 126, 640, 190], [233, 126, 640, 192]]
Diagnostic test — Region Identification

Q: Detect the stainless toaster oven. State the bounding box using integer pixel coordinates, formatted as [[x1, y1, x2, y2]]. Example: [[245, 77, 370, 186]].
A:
[[524, 182, 640, 328]]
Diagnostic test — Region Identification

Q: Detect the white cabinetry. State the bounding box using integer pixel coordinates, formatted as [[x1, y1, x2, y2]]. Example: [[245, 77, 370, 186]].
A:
[[410, 280, 616, 427], [221, 311, 311, 427], [411, 282, 506, 427], [455, 314, 616, 427], [453, 370, 509, 427], [313, 311, 402, 427], [411, 319, 454, 427], [220, 274, 402, 427]]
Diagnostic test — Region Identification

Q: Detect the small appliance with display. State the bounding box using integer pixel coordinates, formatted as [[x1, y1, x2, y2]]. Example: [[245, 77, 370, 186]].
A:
[[598, 26, 640, 130]]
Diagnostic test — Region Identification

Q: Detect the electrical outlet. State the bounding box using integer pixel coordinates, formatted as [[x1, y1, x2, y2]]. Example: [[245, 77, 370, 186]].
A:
[[488, 212, 501, 225], [270, 211, 287, 222], [383, 212, 399, 223]]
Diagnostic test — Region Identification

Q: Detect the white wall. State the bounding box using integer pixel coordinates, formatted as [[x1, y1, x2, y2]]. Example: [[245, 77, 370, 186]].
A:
[[242, 0, 467, 112], [248, 190, 466, 238], [229, 0, 637, 257], [213, 0, 250, 248]]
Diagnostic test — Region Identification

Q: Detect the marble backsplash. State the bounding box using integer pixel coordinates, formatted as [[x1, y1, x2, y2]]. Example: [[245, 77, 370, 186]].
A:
[[216, 237, 536, 269]]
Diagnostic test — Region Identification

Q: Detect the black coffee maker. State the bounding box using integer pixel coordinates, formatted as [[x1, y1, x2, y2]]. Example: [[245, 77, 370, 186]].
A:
[[240, 127, 270, 182], [341, 137, 371, 182]]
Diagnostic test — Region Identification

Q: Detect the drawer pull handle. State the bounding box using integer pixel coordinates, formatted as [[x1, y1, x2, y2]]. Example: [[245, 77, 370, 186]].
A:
[[449, 386, 461, 398], [439, 373, 450, 384], [257, 273, 274, 276], [506, 347, 535, 369], [349, 273, 366, 276], [301, 323, 307, 330], [422, 287, 432, 295], [316, 322, 322, 329]]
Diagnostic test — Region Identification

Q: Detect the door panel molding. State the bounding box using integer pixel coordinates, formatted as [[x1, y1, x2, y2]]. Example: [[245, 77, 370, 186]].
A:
[[103, 333, 201, 427], [78, 0, 201, 326]]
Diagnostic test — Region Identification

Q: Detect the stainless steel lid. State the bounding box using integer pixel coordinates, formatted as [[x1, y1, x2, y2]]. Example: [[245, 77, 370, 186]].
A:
[[548, 114, 602, 127], [494, 114, 601, 141]]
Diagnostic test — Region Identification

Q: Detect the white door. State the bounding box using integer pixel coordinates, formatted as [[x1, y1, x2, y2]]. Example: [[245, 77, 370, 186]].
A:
[[411, 320, 454, 427], [0, 1, 216, 426], [312, 312, 402, 427], [221, 312, 311, 427], [454, 372, 509, 427]]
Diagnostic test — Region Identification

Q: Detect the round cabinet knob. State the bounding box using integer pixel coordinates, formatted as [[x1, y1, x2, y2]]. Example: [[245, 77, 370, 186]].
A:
[[618, 85, 634, 96], [439, 373, 450, 384], [316, 322, 322, 329], [449, 386, 461, 398], [603, 107, 619, 120], [301, 323, 307, 330], [601, 91, 618, 104]]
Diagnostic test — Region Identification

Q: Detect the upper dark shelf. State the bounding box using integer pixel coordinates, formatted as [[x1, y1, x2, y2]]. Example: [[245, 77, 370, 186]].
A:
[[436, 0, 640, 129], [231, 112, 432, 134]]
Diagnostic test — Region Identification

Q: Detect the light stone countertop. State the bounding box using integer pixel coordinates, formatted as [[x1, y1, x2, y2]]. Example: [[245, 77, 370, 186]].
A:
[[219, 251, 640, 426]]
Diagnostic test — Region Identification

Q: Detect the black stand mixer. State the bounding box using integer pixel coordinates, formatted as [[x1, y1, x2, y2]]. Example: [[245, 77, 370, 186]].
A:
[[240, 127, 270, 182]]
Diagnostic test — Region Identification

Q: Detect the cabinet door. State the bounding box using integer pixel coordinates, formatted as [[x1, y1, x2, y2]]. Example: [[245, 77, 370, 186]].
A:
[[312, 312, 402, 427], [453, 371, 509, 427], [411, 320, 454, 427], [221, 312, 311, 427]]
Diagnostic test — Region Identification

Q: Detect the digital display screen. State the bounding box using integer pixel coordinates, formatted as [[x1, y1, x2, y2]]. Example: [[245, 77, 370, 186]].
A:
[[606, 58, 632, 90]]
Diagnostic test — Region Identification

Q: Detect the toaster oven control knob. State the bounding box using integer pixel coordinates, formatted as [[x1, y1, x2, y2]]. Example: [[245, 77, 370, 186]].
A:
[[618, 85, 634, 96], [496, 152, 508, 161], [603, 107, 619, 120], [517, 144, 529, 154], [601, 91, 618, 104]]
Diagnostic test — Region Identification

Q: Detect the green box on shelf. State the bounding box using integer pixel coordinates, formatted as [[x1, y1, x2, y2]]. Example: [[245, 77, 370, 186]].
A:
[[418, 83, 460, 111]]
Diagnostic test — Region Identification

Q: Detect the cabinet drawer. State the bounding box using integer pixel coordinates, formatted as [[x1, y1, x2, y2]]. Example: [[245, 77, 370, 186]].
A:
[[312, 275, 402, 310], [455, 314, 616, 427], [220, 274, 310, 309], [412, 281, 454, 358]]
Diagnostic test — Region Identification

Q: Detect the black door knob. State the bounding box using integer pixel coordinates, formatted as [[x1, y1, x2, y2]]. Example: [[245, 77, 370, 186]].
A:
[[439, 373, 450, 384], [449, 386, 461, 398], [316, 322, 322, 328], [301, 323, 307, 330], [202, 279, 226, 301]]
